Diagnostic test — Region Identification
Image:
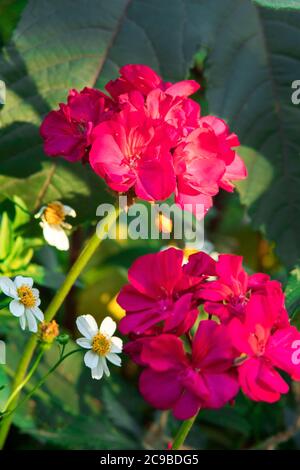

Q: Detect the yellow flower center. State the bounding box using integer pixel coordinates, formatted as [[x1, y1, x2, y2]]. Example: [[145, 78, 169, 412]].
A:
[[44, 202, 65, 225], [17, 285, 36, 308], [92, 333, 111, 356]]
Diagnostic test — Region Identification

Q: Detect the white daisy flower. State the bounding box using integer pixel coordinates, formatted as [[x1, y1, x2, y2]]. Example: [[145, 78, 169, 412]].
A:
[[0, 276, 44, 332], [76, 315, 123, 380], [35, 201, 76, 251]]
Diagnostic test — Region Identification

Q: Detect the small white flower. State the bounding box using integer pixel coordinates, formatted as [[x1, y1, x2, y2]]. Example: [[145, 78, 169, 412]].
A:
[[0, 276, 44, 332], [76, 315, 123, 380], [35, 201, 76, 251]]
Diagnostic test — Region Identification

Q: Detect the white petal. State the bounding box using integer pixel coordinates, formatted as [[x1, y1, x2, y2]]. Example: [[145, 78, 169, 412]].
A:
[[76, 315, 98, 339], [43, 223, 69, 251], [9, 299, 25, 317], [76, 337, 92, 349], [32, 288, 40, 299], [63, 205, 76, 218], [100, 316, 116, 337], [35, 297, 41, 307], [14, 276, 33, 288], [34, 206, 46, 219], [106, 352, 122, 367], [0, 277, 17, 298], [110, 336, 123, 353], [30, 306, 44, 322], [19, 314, 26, 330], [84, 350, 99, 369], [91, 361, 104, 380], [26, 310, 38, 332], [101, 357, 110, 377]]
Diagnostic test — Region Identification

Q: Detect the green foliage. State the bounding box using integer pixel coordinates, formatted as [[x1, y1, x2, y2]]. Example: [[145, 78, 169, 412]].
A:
[[0, 197, 38, 276], [1, 0, 300, 451], [253, 0, 300, 9], [0, 322, 144, 450], [0, 0, 27, 49], [285, 266, 300, 318], [0, 197, 65, 288], [235, 146, 273, 207]]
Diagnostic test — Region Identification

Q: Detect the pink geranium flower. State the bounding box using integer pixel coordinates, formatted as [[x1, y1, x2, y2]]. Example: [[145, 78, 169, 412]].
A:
[[105, 64, 199, 100], [138, 320, 239, 419], [199, 254, 289, 326], [89, 107, 176, 200], [117, 247, 215, 336], [229, 294, 300, 403], [122, 88, 201, 142], [40, 64, 247, 218], [173, 117, 247, 217], [40, 87, 115, 162]]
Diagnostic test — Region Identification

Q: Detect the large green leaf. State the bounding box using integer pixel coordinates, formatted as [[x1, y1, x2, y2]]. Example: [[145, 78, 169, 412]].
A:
[[0, 0, 27, 49], [198, 0, 300, 267], [235, 146, 273, 207], [0, 0, 204, 223], [253, 0, 300, 9]]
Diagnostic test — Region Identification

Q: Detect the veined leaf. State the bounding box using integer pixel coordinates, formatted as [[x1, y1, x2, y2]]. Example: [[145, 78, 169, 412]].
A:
[[235, 146, 273, 207], [200, 0, 300, 267], [253, 0, 300, 10], [0, 0, 203, 223]]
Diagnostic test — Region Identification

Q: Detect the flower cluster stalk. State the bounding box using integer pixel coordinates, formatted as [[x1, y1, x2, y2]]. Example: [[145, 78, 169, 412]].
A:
[[171, 413, 199, 450]]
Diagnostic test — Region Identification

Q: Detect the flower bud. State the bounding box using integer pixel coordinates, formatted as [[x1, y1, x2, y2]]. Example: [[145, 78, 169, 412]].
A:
[[56, 333, 70, 345], [38, 320, 59, 348]]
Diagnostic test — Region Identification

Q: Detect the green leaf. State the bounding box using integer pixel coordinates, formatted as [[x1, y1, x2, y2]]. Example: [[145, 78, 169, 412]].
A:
[[253, 0, 300, 10], [1, 323, 144, 449], [0, 212, 13, 260], [0, 294, 10, 310], [0, 0, 204, 224], [200, 1, 300, 267], [11, 195, 31, 229], [102, 383, 141, 439], [235, 146, 273, 207], [285, 266, 300, 318], [0, 0, 27, 49]]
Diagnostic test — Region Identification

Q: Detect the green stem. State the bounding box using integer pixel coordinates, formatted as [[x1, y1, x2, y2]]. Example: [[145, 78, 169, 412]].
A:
[[0, 208, 120, 448], [1, 349, 81, 420], [171, 412, 199, 450], [1, 349, 44, 414]]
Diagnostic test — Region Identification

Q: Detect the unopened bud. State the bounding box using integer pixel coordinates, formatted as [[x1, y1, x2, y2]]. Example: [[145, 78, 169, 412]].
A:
[[56, 333, 70, 345]]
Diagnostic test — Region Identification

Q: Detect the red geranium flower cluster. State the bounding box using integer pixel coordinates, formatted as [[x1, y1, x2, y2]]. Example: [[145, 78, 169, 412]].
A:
[[117, 247, 300, 420], [40, 64, 247, 217]]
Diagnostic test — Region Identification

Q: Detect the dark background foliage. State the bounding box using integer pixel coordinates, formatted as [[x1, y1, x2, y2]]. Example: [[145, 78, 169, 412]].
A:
[[1, 0, 300, 450]]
